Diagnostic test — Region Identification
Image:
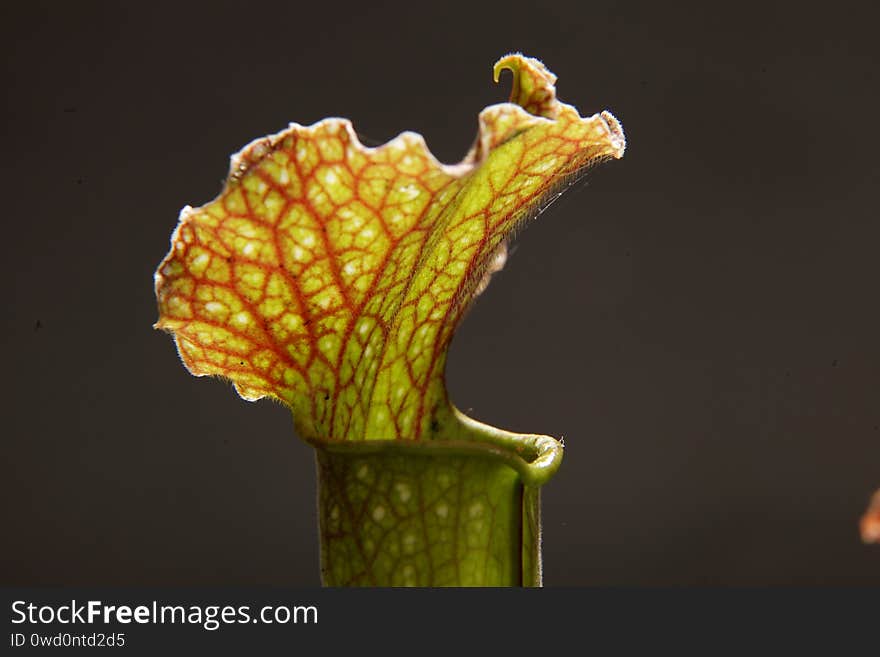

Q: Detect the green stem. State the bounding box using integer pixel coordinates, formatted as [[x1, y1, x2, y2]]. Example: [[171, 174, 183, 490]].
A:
[[309, 424, 562, 587]]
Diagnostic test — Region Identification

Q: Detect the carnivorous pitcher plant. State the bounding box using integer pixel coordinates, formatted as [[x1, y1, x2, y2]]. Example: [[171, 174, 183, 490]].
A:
[[154, 54, 625, 586]]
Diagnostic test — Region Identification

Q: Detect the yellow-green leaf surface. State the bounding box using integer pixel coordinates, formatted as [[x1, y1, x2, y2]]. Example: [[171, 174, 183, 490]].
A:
[[155, 54, 624, 586], [155, 54, 624, 447]]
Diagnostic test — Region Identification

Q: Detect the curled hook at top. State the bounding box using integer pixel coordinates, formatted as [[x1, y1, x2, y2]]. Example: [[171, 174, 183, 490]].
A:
[[493, 53, 559, 119]]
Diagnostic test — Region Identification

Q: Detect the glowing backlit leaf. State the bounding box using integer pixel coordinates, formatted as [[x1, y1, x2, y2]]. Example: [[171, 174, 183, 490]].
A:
[[155, 54, 624, 585], [155, 54, 624, 446]]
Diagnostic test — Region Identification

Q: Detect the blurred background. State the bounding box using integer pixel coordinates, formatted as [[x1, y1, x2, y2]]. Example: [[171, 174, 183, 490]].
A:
[[2, 0, 878, 586]]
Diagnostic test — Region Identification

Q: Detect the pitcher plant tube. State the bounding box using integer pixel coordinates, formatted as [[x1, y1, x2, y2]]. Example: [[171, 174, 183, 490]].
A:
[[154, 54, 625, 586]]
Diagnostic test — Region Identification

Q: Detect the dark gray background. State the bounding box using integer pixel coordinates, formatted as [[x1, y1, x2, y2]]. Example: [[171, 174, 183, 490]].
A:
[[3, 0, 878, 586]]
